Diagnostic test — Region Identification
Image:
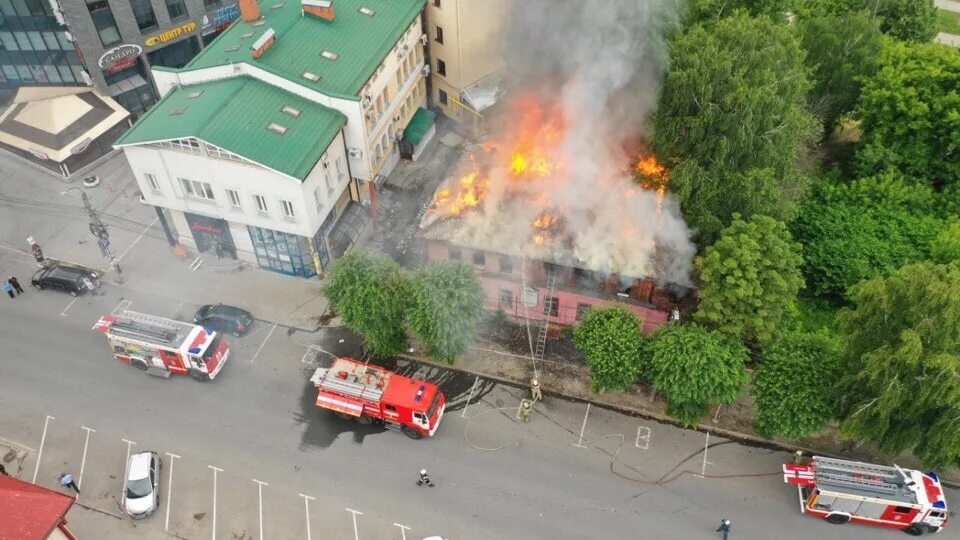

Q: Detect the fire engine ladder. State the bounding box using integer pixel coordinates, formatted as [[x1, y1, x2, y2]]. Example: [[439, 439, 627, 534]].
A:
[[110, 311, 182, 346], [814, 457, 906, 496], [533, 268, 559, 361], [317, 370, 384, 403]]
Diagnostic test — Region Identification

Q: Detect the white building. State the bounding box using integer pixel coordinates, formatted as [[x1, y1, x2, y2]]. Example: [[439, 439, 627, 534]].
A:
[[115, 0, 435, 277]]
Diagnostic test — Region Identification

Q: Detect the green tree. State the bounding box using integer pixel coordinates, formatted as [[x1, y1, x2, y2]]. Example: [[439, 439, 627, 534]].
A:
[[573, 306, 646, 393], [695, 215, 804, 345], [795, 0, 936, 42], [654, 14, 819, 243], [324, 250, 410, 358], [650, 324, 749, 425], [799, 12, 883, 136], [836, 262, 960, 468], [753, 332, 840, 439], [684, 0, 793, 23], [856, 39, 960, 188], [409, 261, 485, 364], [931, 219, 960, 263]]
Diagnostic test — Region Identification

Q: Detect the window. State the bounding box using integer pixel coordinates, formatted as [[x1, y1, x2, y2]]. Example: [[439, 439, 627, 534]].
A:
[[436, 58, 446, 76], [335, 156, 344, 179], [86, 0, 121, 45], [302, 71, 320, 82], [544, 296, 559, 317], [438, 89, 448, 105], [498, 289, 513, 309], [313, 187, 322, 210], [576, 303, 591, 321], [268, 122, 288, 135], [472, 251, 485, 266], [130, 0, 158, 31], [448, 245, 461, 260], [358, 5, 374, 16], [324, 171, 334, 196], [499, 256, 512, 274], [145, 173, 160, 192], [203, 0, 221, 8], [180, 178, 215, 200], [321, 50, 338, 61], [433, 0, 440, 6], [280, 199, 295, 219], [282, 105, 301, 117], [435, 26, 443, 44], [165, 0, 187, 20], [227, 189, 241, 208], [253, 194, 268, 214]]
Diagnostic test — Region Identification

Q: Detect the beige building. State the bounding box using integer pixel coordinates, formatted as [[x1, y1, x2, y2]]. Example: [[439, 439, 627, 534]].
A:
[[426, 0, 510, 131]]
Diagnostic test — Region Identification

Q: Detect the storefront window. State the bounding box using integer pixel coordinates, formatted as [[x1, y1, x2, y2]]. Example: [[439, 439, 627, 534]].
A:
[[248, 226, 317, 277]]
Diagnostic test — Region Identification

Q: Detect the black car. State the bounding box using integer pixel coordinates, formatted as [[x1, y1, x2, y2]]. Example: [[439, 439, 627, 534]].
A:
[[31, 263, 100, 296], [193, 304, 253, 336]]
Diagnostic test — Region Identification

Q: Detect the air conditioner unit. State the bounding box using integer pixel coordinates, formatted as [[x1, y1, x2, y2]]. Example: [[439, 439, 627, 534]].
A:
[[348, 148, 363, 159], [420, 34, 427, 45], [422, 64, 430, 76]]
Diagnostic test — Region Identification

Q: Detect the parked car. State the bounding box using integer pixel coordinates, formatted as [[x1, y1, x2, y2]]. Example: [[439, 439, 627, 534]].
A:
[[193, 304, 254, 336], [31, 263, 100, 296], [124, 451, 160, 519]]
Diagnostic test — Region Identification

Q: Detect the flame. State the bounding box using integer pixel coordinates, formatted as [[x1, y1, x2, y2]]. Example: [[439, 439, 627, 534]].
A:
[[440, 171, 489, 217], [634, 154, 669, 193], [533, 213, 558, 229]]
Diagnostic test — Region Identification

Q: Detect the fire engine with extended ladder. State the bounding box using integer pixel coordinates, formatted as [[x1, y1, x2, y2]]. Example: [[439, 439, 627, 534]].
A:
[[310, 357, 445, 439], [93, 310, 230, 381], [784, 456, 949, 535]]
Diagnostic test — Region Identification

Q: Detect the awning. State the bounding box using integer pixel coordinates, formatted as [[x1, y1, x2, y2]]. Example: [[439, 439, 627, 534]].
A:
[[403, 107, 436, 146], [462, 71, 502, 113]]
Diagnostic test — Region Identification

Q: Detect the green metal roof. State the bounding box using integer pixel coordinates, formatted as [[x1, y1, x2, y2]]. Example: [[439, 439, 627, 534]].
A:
[[186, 0, 426, 99], [115, 77, 346, 180], [403, 107, 435, 145]]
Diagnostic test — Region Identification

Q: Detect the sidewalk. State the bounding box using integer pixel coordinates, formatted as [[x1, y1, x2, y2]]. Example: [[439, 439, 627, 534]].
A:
[[936, 0, 960, 46]]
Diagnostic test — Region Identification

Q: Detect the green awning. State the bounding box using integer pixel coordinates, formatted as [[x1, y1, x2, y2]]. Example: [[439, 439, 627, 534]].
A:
[[403, 108, 436, 146]]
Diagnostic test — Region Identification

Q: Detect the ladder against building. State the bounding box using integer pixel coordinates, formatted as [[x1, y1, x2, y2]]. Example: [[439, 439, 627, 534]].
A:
[[108, 310, 195, 346], [814, 456, 912, 497], [534, 268, 559, 361]]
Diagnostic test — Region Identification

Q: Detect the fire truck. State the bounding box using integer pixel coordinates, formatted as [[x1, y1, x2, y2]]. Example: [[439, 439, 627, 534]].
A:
[[93, 310, 230, 381], [784, 456, 949, 535], [310, 357, 445, 439]]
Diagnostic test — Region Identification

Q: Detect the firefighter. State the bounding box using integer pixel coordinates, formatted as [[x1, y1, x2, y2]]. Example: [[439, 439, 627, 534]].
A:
[[417, 469, 434, 487], [517, 399, 532, 422], [793, 450, 805, 465], [530, 378, 542, 403], [716, 518, 731, 540]]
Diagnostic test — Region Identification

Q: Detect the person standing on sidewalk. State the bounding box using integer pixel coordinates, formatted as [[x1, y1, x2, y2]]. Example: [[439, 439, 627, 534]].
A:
[[716, 518, 731, 539], [59, 472, 80, 494], [2, 280, 13, 299], [8, 276, 23, 295]]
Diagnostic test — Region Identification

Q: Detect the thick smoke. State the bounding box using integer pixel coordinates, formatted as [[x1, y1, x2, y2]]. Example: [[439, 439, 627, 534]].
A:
[[427, 0, 694, 284]]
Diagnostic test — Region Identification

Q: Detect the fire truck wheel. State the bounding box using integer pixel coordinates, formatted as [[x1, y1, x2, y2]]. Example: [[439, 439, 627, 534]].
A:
[[402, 426, 423, 439], [334, 412, 353, 420], [825, 514, 850, 525], [190, 370, 208, 382], [132, 359, 148, 371], [355, 415, 373, 425], [903, 525, 925, 536]]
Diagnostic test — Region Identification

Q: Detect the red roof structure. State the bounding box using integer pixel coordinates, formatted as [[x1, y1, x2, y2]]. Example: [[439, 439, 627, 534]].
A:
[[0, 475, 77, 540]]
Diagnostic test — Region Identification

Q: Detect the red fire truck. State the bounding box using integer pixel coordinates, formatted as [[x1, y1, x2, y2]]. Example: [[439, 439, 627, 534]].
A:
[[93, 310, 230, 381], [784, 456, 949, 535], [310, 357, 445, 439]]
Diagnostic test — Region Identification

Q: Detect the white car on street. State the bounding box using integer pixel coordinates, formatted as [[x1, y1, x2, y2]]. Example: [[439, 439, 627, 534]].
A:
[[124, 451, 160, 518]]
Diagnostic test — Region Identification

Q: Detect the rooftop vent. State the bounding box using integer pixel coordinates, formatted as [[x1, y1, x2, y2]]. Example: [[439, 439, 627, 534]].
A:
[[282, 105, 302, 117], [302, 71, 320, 81], [186, 90, 205, 99], [358, 6, 374, 16], [169, 107, 188, 116], [251, 27, 276, 59], [252, 19, 266, 26], [267, 122, 288, 134], [321, 50, 338, 61], [270, 1, 284, 8], [302, 0, 334, 21], [226, 44, 241, 52], [241, 31, 255, 38]]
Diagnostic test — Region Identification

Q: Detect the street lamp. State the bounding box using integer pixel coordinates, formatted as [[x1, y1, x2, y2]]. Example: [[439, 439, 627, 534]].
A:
[[61, 187, 122, 277]]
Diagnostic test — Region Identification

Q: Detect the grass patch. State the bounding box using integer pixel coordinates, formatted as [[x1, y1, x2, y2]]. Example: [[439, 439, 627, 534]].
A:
[[937, 8, 960, 35]]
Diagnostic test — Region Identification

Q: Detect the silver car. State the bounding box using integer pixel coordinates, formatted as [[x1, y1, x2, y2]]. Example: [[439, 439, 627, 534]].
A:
[[124, 451, 160, 518]]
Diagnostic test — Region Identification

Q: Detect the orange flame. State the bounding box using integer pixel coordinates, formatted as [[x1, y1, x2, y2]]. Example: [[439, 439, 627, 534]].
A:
[[533, 213, 558, 229]]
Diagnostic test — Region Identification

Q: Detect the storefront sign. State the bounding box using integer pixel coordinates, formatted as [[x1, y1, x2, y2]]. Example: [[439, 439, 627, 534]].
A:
[[190, 221, 224, 234], [71, 137, 92, 155], [98, 44, 143, 71], [202, 3, 240, 34], [145, 22, 198, 47]]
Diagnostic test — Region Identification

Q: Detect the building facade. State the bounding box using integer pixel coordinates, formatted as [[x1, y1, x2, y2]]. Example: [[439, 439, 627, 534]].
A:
[[116, 0, 434, 278], [0, 0, 85, 90]]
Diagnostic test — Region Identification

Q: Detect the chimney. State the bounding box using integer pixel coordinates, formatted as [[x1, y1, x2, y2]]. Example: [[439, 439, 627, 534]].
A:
[[302, 0, 335, 21], [250, 28, 276, 59], [238, 0, 260, 22]]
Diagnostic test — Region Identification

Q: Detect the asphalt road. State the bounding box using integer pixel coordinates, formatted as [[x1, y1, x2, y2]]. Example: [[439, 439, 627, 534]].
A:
[[0, 252, 948, 540]]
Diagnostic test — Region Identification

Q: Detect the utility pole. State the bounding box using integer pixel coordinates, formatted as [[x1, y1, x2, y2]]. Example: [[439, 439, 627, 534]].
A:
[[63, 187, 123, 280]]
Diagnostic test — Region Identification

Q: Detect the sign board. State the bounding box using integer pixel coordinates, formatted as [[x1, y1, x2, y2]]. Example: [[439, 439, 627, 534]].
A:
[[145, 21, 198, 47], [29, 148, 49, 160], [202, 3, 239, 34], [71, 137, 92, 155], [98, 44, 143, 71]]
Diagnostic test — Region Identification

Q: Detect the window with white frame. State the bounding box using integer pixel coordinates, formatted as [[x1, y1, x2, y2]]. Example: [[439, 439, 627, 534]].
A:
[[145, 173, 160, 192], [335, 156, 344, 180], [179, 178, 215, 200], [280, 199, 295, 219], [324, 171, 334, 196], [253, 194, 269, 214], [313, 187, 322, 210], [227, 189, 241, 208]]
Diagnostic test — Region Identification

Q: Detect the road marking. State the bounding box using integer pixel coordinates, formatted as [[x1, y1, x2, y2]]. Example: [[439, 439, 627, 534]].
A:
[[120, 439, 136, 507], [573, 403, 591, 448], [110, 298, 132, 316], [32, 415, 54, 483], [346, 508, 363, 540], [635, 426, 651, 450], [164, 452, 180, 532], [171, 300, 183, 320], [252, 479, 268, 540], [60, 297, 80, 317], [393, 523, 411, 540], [189, 257, 204, 271], [0, 436, 35, 452], [461, 375, 480, 418], [77, 426, 95, 494], [250, 323, 277, 363], [300, 344, 338, 364], [114, 217, 158, 265], [299, 494, 315, 540], [208, 465, 223, 540], [699, 431, 714, 478]]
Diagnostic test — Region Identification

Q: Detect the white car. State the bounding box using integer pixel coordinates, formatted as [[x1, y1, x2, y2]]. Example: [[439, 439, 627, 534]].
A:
[[124, 451, 160, 518]]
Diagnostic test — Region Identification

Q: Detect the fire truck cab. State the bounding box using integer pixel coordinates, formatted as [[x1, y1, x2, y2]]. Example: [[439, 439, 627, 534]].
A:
[[311, 357, 445, 439], [93, 310, 230, 381], [784, 456, 949, 536]]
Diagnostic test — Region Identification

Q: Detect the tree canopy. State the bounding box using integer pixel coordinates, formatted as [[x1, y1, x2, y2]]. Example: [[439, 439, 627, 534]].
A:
[[694, 214, 804, 345], [836, 262, 960, 468], [683, 0, 793, 24], [573, 306, 647, 393], [409, 261, 485, 364], [931, 220, 960, 264], [795, 0, 937, 42]]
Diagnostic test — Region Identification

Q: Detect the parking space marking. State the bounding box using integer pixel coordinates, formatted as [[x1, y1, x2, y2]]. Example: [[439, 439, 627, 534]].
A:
[[32, 414, 53, 483], [114, 217, 158, 265], [461, 375, 480, 418], [635, 426, 651, 450], [394, 523, 411, 540], [300, 344, 338, 364], [346, 508, 363, 540], [164, 452, 180, 532], [110, 298, 133, 316], [251, 323, 277, 363], [77, 426, 95, 493], [573, 404, 591, 448], [299, 494, 315, 540], [699, 431, 714, 478], [208, 465, 223, 540], [189, 257, 204, 271], [252, 478, 268, 540], [0, 436, 34, 453], [60, 297, 80, 317], [120, 439, 136, 507]]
